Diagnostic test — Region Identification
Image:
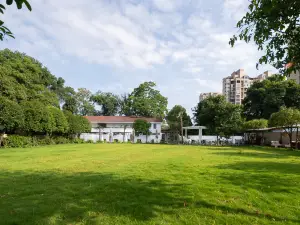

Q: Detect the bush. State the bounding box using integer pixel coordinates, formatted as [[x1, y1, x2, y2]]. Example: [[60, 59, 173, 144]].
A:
[[85, 140, 94, 144], [38, 136, 56, 146], [72, 138, 85, 144], [3, 135, 33, 148], [96, 140, 104, 144], [52, 136, 70, 144]]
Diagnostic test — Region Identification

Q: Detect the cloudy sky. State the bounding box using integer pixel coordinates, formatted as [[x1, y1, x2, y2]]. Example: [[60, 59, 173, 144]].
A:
[[1, 0, 275, 115]]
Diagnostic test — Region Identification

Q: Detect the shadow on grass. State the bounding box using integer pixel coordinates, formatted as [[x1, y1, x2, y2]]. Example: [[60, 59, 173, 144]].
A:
[[217, 161, 300, 175], [0, 171, 189, 224], [208, 146, 300, 159]]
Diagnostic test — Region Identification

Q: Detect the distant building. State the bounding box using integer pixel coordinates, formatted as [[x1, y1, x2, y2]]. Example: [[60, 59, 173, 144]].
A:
[[286, 63, 300, 84], [199, 92, 221, 102], [222, 69, 272, 105]]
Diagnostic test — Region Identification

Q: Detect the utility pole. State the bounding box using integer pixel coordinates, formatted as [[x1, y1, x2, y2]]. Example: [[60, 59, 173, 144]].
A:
[[180, 114, 184, 144]]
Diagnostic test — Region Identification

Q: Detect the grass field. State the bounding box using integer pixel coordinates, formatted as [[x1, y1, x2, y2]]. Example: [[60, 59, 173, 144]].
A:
[[0, 144, 300, 225]]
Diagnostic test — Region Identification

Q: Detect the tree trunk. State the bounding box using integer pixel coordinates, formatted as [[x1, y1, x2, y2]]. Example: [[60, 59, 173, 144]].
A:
[[146, 134, 148, 143], [216, 135, 219, 146], [123, 127, 126, 143], [296, 127, 299, 150], [180, 115, 184, 144], [289, 127, 292, 148]]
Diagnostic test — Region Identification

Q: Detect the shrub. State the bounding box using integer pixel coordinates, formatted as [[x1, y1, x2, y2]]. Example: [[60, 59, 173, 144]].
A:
[[96, 140, 104, 144], [72, 138, 85, 144], [3, 135, 33, 148], [38, 136, 56, 146], [53, 136, 70, 144], [85, 140, 94, 144]]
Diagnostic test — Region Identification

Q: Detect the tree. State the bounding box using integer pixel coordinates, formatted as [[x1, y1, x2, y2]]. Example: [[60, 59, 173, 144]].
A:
[[64, 111, 91, 137], [243, 76, 300, 120], [229, 0, 300, 73], [193, 95, 243, 143], [125, 82, 168, 119], [0, 96, 24, 133], [21, 101, 55, 135], [48, 106, 69, 135], [269, 107, 300, 147], [76, 88, 95, 116], [243, 119, 268, 130], [166, 105, 192, 141], [0, 49, 60, 106], [92, 91, 121, 116], [0, 0, 32, 41], [133, 119, 151, 143]]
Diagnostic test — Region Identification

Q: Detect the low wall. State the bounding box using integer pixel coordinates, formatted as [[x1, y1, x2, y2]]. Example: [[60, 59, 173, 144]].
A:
[[80, 133, 162, 143]]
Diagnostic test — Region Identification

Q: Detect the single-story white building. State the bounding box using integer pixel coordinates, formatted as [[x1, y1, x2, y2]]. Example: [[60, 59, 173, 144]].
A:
[[80, 116, 162, 143]]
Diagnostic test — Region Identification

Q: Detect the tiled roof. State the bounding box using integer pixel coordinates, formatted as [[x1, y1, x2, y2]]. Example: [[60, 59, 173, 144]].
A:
[[84, 116, 161, 123]]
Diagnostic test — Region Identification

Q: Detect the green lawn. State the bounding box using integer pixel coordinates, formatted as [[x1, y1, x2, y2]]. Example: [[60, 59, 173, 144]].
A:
[[0, 144, 300, 225]]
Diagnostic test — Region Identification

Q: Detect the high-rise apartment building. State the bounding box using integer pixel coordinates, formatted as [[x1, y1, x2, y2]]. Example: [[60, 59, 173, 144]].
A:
[[222, 69, 272, 105], [199, 92, 221, 102]]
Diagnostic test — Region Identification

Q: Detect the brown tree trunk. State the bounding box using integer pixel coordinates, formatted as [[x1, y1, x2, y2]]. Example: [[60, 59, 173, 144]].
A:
[[296, 127, 299, 149]]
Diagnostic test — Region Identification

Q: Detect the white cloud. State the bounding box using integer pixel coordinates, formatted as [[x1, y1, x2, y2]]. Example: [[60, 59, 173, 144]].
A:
[[1, 0, 277, 116]]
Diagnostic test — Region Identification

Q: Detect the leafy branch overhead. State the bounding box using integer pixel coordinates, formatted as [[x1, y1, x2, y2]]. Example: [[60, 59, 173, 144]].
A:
[[229, 0, 300, 74], [0, 0, 32, 41]]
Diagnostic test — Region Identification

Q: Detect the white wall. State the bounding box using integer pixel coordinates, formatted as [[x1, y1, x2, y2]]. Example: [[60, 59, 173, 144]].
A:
[[80, 133, 162, 143], [189, 135, 243, 143]]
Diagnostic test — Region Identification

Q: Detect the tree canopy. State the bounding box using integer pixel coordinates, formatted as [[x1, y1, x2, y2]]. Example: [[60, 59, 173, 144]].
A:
[[194, 95, 243, 138], [125, 82, 168, 119], [92, 92, 121, 116], [229, 0, 300, 73], [133, 119, 151, 136], [243, 119, 268, 130], [243, 76, 300, 120], [269, 107, 300, 145], [166, 105, 192, 133], [0, 0, 32, 41]]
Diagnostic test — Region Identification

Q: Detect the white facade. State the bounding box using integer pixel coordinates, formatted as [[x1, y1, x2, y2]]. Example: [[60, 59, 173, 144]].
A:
[[288, 70, 300, 84], [222, 69, 272, 105], [80, 119, 162, 143]]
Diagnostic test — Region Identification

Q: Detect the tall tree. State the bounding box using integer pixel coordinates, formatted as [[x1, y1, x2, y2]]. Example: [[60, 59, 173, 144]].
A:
[[229, 0, 300, 73], [194, 95, 243, 140], [91, 91, 121, 116], [0, 96, 24, 133], [269, 107, 300, 147], [76, 88, 95, 116], [166, 105, 192, 134], [243, 119, 268, 130], [243, 76, 300, 120], [64, 111, 91, 137], [0, 0, 32, 41], [125, 82, 168, 119], [0, 49, 60, 106], [48, 106, 69, 135], [21, 101, 55, 135], [133, 119, 151, 142]]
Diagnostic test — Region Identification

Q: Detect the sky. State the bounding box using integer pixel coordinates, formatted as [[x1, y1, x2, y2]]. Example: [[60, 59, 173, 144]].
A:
[[1, 0, 276, 116]]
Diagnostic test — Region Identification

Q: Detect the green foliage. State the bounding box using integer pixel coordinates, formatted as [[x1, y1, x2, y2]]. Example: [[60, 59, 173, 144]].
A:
[[124, 82, 168, 118], [243, 77, 300, 120], [229, 0, 300, 73], [0, 49, 60, 106], [64, 111, 91, 135], [72, 138, 85, 144], [133, 119, 151, 136], [243, 119, 268, 130], [269, 107, 300, 145], [76, 88, 95, 116], [0, 0, 31, 41], [52, 136, 70, 145], [3, 135, 33, 148], [0, 96, 24, 132], [166, 105, 192, 132], [48, 106, 69, 134], [193, 95, 243, 137], [91, 91, 121, 116], [21, 101, 55, 135]]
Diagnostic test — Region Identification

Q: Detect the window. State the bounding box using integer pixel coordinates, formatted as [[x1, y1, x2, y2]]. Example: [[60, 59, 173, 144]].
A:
[[153, 124, 157, 129]]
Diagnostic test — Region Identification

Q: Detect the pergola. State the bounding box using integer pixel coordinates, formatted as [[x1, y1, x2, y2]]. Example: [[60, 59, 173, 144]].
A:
[[182, 126, 207, 142]]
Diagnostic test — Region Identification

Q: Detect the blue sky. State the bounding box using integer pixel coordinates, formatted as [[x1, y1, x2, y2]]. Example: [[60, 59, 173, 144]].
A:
[[1, 0, 275, 115]]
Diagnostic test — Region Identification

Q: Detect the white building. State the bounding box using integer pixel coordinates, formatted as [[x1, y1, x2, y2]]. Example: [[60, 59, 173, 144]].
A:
[[80, 116, 162, 143], [222, 69, 272, 105], [199, 92, 221, 102]]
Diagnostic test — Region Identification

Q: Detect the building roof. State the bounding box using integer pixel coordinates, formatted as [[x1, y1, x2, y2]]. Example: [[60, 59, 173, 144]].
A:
[[84, 116, 162, 123]]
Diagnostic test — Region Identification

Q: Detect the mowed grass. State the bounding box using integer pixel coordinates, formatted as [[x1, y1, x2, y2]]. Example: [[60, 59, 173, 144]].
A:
[[0, 144, 300, 225]]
